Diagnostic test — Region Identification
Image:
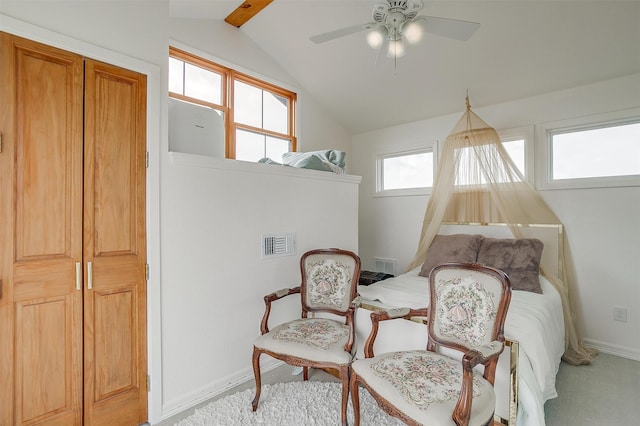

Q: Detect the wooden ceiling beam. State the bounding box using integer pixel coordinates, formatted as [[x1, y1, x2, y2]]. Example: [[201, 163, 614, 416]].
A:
[[224, 0, 274, 28]]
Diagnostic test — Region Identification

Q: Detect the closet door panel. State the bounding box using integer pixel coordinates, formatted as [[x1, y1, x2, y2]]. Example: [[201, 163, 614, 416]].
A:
[[15, 296, 75, 423], [15, 52, 79, 259], [0, 32, 84, 426], [83, 59, 148, 426], [93, 287, 137, 397], [92, 71, 136, 255]]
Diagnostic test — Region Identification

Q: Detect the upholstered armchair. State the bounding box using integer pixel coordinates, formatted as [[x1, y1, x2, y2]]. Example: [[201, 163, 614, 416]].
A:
[[252, 248, 361, 426], [350, 262, 512, 426]]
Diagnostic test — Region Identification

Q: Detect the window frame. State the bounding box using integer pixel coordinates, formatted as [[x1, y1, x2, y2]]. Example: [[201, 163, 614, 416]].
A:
[[373, 127, 533, 197], [375, 146, 436, 197], [449, 126, 533, 190], [169, 46, 297, 160], [536, 109, 640, 190], [230, 71, 297, 160]]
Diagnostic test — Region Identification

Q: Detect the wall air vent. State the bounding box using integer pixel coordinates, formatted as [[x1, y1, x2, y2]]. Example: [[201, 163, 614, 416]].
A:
[[262, 233, 296, 258], [374, 257, 397, 276]]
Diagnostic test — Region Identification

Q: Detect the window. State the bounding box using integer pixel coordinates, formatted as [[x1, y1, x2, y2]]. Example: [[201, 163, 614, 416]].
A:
[[539, 115, 640, 189], [169, 47, 296, 161], [498, 125, 534, 182], [551, 122, 640, 179], [454, 141, 525, 187], [233, 76, 294, 162], [376, 128, 531, 195], [452, 126, 531, 187], [377, 149, 434, 195], [501, 139, 525, 176]]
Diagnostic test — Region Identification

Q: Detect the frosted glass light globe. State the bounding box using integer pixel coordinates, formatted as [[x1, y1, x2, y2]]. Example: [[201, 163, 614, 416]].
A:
[[387, 40, 406, 58], [404, 21, 423, 44], [367, 29, 385, 49]]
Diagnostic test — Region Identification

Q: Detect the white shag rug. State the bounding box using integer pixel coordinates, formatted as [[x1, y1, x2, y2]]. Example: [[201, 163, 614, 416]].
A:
[[174, 381, 406, 426]]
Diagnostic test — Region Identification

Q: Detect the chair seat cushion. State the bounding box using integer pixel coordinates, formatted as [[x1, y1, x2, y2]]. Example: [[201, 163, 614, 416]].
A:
[[352, 350, 495, 426], [254, 318, 352, 365]]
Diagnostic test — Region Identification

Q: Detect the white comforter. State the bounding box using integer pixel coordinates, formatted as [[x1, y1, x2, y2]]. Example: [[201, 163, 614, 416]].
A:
[[357, 268, 565, 426]]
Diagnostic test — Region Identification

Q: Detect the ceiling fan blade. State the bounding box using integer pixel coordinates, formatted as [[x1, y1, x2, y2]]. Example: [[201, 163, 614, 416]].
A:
[[310, 23, 374, 44], [224, 0, 273, 28], [418, 16, 480, 41]]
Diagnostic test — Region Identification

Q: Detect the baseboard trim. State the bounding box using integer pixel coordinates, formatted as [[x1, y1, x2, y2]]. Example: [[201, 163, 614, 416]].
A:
[[584, 339, 640, 361], [159, 359, 283, 421]]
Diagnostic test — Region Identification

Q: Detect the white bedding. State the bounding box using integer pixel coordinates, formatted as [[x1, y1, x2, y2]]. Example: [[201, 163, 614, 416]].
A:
[[357, 267, 565, 426]]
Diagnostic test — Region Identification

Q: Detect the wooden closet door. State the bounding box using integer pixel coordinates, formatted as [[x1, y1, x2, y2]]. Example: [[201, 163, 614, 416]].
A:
[[0, 32, 84, 425], [1, 32, 148, 425], [82, 59, 148, 425]]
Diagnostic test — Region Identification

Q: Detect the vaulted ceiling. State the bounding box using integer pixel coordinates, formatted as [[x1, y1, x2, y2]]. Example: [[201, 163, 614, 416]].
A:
[[170, 1, 640, 134]]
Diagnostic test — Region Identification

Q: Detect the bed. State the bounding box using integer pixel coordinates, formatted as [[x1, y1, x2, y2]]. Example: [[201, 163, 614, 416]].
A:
[[355, 223, 566, 426]]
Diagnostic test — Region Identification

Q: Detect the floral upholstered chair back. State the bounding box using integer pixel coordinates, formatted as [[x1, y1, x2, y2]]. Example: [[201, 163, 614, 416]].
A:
[[301, 249, 360, 314], [428, 263, 512, 353]]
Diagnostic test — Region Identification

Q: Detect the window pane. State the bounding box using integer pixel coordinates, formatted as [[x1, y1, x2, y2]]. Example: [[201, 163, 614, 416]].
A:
[[184, 63, 221, 104], [383, 152, 433, 190], [455, 144, 524, 186], [234, 81, 262, 128], [168, 57, 184, 94], [265, 135, 290, 160], [502, 139, 525, 175], [236, 129, 265, 162], [552, 122, 640, 179], [263, 92, 288, 134]]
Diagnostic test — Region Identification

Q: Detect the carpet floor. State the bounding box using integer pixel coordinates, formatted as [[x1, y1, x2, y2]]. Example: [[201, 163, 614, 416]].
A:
[[164, 353, 640, 426], [173, 381, 405, 426]]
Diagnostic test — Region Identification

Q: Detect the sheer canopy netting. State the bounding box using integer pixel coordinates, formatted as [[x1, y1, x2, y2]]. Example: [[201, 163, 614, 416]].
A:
[[407, 100, 596, 365]]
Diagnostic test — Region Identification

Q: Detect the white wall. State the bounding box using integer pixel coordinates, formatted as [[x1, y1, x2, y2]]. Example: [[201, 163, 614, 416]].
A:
[[0, 2, 356, 424], [352, 73, 640, 361], [160, 156, 360, 416]]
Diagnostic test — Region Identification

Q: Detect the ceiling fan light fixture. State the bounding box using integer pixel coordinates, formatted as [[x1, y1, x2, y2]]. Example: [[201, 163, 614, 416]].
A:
[[387, 39, 406, 58], [367, 27, 387, 49], [403, 20, 423, 44], [310, 0, 480, 68]]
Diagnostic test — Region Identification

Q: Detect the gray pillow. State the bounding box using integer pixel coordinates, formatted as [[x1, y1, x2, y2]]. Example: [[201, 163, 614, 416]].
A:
[[281, 150, 346, 172], [476, 238, 544, 293], [418, 234, 484, 278]]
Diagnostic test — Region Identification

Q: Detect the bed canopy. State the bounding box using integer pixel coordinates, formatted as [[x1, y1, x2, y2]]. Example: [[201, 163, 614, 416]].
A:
[[407, 97, 595, 365]]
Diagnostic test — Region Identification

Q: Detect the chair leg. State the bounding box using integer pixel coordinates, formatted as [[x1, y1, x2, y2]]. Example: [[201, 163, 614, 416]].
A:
[[350, 372, 361, 426], [251, 347, 262, 411], [340, 365, 350, 426], [303, 366, 309, 381]]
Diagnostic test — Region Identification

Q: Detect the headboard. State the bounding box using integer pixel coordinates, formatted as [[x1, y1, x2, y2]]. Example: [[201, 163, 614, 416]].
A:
[[439, 222, 563, 278]]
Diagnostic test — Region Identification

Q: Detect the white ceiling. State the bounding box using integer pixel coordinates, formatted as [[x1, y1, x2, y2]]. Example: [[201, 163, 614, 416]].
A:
[[170, 1, 640, 134]]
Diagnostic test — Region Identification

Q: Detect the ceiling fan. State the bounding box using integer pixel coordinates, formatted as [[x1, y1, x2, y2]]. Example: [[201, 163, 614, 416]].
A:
[[310, 0, 480, 58]]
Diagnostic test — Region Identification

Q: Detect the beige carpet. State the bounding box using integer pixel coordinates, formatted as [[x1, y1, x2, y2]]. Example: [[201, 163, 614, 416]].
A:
[[544, 352, 640, 425], [159, 352, 640, 426], [173, 381, 405, 426]]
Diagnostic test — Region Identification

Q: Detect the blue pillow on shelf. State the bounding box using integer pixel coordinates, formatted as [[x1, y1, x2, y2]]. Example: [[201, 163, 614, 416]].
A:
[[281, 150, 346, 173]]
